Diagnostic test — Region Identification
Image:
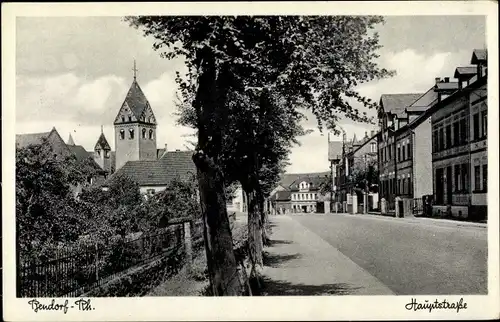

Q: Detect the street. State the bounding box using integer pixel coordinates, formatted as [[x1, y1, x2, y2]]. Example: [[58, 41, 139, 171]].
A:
[[283, 213, 487, 295]]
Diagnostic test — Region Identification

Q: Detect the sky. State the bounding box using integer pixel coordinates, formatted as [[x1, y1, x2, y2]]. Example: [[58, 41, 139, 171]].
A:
[[15, 16, 486, 173]]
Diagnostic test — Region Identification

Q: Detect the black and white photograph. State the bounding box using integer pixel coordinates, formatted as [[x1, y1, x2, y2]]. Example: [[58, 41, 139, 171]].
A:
[[2, 2, 499, 321]]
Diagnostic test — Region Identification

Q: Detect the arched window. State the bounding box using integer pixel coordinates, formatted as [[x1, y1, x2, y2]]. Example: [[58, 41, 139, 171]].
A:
[[142, 128, 146, 139], [96, 149, 101, 156], [105, 150, 110, 158], [149, 129, 153, 139], [120, 129, 125, 139], [121, 116, 125, 123], [149, 117, 154, 124], [128, 115, 132, 122], [129, 128, 134, 139]]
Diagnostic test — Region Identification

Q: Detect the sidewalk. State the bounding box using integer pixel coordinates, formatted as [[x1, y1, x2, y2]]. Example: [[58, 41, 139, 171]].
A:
[[260, 215, 394, 296]]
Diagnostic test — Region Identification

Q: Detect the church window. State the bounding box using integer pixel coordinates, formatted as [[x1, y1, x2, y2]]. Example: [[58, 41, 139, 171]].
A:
[[149, 129, 154, 139], [149, 117, 154, 123], [120, 129, 125, 139], [129, 128, 134, 139], [96, 149, 101, 156], [105, 150, 110, 158], [142, 128, 147, 139], [128, 115, 132, 122], [121, 116, 125, 123]]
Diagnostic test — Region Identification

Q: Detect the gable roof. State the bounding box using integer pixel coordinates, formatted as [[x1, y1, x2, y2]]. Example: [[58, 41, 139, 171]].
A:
[[289, 174, 329, 191], [277, 172, 330, 190], [454, 66, 477, 79], [16, 131, 52, 148], [94, 133, 111, 150], [115, 79, 153, 123], [379, 93, 423, 117], [270, 190, 291, 201], [471, 49, 487, 64], [103, 150, 196, 187], [328, 141, 343, 161], [67, 144, 92, 162]]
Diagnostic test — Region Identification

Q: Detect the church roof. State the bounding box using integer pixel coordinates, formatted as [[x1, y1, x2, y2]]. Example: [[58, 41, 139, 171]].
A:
[[67, 145, 92, 162], [121, 79, 151, 122], [16, 129, 55, 149], [103, 150, 196, 187], [94, 133, 111, 151]]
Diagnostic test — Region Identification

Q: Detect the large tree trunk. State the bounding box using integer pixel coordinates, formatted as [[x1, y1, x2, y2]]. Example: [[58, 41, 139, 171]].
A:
[[245, 187, 264, 269], [259, 193, 271, 246], [193, 152, 243, 296], [192, 48, 243, 296]]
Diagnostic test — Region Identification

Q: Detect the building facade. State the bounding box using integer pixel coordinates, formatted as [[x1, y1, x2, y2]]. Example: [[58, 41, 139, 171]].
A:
[[431, 49, 487, 220]]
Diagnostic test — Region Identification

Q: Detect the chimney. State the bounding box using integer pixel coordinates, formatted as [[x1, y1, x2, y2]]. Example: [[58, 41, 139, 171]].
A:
[[365, 131, 368, 138], [371, 130, 375, 137], [164, 143, 168, 151], [435, 77, 441, 84], [444, 77, 450, 83]]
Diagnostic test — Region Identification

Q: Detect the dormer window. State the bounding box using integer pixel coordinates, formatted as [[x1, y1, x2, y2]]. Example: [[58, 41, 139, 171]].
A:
[[142, 128, 147, 139], [129, 128, 134, 139], [149, 129, 153, 139], [120, 129, 125, 140]]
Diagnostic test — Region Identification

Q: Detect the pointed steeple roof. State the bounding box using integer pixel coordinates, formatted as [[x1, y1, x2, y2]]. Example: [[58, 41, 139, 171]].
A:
[[122, 79, 151, 120], [67, 133, 75, 146], [94, 132, 111, 151]]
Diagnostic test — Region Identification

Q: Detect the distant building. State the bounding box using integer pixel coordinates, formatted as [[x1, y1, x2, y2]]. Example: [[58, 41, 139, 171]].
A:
[[267, 172, 330, 214], [336, 131, 379, 212], [16, 127, 106, 196]]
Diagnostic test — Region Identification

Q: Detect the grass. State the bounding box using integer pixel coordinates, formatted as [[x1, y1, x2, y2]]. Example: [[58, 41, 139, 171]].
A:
[[148, 218, 249, 296]]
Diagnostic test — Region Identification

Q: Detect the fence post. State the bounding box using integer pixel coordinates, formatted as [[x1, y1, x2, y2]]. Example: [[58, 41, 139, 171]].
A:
[[183, 221, 193, 273]]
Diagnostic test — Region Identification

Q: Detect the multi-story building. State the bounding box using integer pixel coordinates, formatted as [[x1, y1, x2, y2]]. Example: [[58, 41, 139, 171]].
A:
[[335, 131, 379, 212], [268, 172, 329, 214], [377, 93, 423, 211], [431, 49, 487, 220]]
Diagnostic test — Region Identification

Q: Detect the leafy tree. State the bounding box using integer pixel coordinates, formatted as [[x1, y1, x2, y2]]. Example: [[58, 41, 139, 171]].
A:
[[126, 16, 393, 295], [16, 141, 95, 260]]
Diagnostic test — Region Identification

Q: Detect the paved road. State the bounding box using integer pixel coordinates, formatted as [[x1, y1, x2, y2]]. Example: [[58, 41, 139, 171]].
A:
[[290, 213, 487, 295]]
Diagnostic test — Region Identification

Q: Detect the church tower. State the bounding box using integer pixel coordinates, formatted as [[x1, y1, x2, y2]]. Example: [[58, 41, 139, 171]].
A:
[[114, 61, 157, 171], [94, 126, 112, 174]]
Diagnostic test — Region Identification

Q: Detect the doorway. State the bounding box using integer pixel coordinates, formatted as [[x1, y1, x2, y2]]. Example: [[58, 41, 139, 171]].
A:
[[436, 168, 444, 205]]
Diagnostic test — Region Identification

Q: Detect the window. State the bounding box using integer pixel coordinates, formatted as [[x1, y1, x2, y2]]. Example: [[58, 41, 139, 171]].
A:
[[481, 110, 487, 138], [454, 165, 461, 192], [142, 128, 146, 139], [474, 165, 481, 191], [407, 141, 411, 160], [483, 164, 487, 192], [402, 143, 406, 161], [445, 125, 451, 149], [147, 189, 156, 196], [402, 178, 406, 194], [397, 145, 401, 162], [128, 115, 133, 122], [461, 163, 469, 192], [96, 149, 101, 156], [129, 128, 134, 139], [105, 150, 110, 158], [370, 142, 376, 153], [408, 176, 412, 195], [453, 122, 459, 147], [149, 129, 154, 139], [439, 128, 444, 151], [432, 131, 437, 153], [121, 116, 125, 122], [388, 143, 392, 159], [120, 129, 125, 140], [459, 118, 467, 144], [473, 113, 480, 140]]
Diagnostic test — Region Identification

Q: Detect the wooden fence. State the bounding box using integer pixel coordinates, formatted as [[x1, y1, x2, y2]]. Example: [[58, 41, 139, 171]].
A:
[[17, 224, 185, 298]]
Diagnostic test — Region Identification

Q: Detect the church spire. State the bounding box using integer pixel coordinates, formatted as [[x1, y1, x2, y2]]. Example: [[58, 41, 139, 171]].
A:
[[67, 133, 75, 146], [132, 59, 138, 81], [101, 125, 103, 134]]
